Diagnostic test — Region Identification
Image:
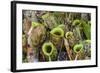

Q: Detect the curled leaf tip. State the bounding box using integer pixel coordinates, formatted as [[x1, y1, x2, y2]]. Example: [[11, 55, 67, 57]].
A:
[[73, 19, 81, 26], [65, 31, 73, 39]]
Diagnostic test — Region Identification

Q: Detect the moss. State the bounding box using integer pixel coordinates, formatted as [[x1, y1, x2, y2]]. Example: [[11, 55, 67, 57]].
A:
[[32, 22, 41, 28], [83, 40, 91, 57], [42, 13, 57, 29], [22, 35, 27, 47]]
